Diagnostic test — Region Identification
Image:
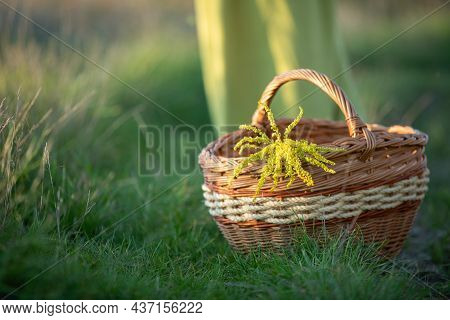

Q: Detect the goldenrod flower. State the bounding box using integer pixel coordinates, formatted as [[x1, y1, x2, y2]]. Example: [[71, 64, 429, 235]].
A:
[[230, 103, 343, 195]]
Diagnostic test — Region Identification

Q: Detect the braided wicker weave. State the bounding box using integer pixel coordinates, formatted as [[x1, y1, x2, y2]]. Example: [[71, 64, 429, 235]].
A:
[[199, 69, 429, 257]]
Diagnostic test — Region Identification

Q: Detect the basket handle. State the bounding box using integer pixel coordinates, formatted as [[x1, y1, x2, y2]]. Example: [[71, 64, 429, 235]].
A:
[[251, 69, 376, 160]]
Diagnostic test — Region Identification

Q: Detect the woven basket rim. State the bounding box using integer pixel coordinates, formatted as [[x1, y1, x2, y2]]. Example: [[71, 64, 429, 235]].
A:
[[198, 118, 428, 198], [200, 118, 428, 162]]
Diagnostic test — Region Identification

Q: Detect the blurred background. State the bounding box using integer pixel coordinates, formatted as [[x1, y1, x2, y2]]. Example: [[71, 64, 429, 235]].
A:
[[0, 0, 448, 298]]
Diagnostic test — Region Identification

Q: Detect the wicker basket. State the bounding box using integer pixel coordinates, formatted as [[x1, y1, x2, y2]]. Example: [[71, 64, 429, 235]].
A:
[[199, 69, 429, 257]]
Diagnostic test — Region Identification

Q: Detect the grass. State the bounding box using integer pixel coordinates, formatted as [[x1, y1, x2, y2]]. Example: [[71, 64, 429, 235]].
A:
[[0, 1, 449, 299]]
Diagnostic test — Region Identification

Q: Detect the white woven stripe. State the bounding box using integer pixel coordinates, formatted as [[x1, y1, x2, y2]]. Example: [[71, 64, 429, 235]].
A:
[[202, 171, 429, 224]]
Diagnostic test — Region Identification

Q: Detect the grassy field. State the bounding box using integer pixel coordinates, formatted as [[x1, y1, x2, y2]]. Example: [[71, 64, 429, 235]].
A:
[[0, 1, 449, 299]]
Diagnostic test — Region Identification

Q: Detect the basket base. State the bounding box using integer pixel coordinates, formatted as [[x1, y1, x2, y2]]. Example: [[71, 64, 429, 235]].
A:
[[213, 200, 422, 258]]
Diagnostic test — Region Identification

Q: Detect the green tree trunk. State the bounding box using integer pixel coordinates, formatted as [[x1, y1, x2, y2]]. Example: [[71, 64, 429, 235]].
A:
[[195, 0, 362, 128]]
